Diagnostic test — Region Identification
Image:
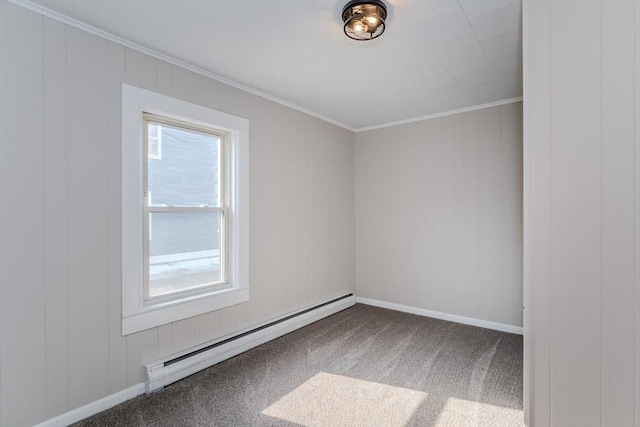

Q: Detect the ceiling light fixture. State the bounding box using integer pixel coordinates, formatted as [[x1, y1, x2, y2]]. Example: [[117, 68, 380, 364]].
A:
[[342, 0, 387, 41]]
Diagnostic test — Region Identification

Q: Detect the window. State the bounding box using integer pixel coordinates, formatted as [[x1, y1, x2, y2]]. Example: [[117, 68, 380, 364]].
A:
[[122, 84, 249, 336], [144, 114, 228, 300]]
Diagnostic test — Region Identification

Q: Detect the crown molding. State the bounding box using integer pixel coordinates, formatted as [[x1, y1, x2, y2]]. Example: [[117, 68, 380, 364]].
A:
[[354, 97, 524, 132], [7, 0, 357, 132]]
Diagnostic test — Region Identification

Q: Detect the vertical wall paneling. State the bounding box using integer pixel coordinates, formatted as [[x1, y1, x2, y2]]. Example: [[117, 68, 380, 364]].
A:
[[157, 323, 174, 361], [156, 59, 172, 96], [521, 2, 530, 424], [106, 41, 128, 394], [549, 3, 602, 424], [193, 73, 221, 111], [0, 3, 3, 418], [43, 16, 70, 418], [305, 111, 326, 306], [126, 326, 158, 387], [355, 103, 523, 329], [192, 307, 220, 347], [429, 119, 445, 312], [477, 107, 503, 323], [527, 0, 640, 424], [273, 105, 295, 315], [66, 26, 110, 408], [356, 126, 396, 302], [453, 115, 466, 316], [170, 65, 195, 102], [123, 48, 157, 92], [342, 121, 356, 298], [637, 2, 640, 424], [440, 116, 457, 315], [246, 96, 270, 328], [527, 1, 552, 424], [462, 111, 481, 320], [396, 122, 423, 307], [171, 319, 196, 357], [0, 3, 46, 425], [500, 104, 523, 327], [290, 112, 306, 311], [218, 82, 242, 118], [601, 2, 636, 425]]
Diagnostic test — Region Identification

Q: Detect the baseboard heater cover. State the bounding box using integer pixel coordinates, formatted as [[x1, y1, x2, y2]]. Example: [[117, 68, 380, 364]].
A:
[[145, 293, 356, 393]]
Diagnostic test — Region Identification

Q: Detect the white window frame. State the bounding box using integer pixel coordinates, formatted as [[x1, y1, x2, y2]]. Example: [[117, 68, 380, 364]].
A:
[[121, 83, 249, 336]]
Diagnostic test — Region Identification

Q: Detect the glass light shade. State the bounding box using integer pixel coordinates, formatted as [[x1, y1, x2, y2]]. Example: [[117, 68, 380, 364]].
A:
[[342, 0, 387, 41]]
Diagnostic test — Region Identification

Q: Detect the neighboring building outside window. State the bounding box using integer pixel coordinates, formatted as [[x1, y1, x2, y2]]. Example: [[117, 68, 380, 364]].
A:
[[147, 122, 162, 159], [121, 84, 249, 336]]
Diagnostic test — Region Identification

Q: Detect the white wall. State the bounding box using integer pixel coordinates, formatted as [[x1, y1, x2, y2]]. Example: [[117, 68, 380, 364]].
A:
[[355, 102, 523, 329], [526, 1, 639, 425], [0, 3, 355, 425]]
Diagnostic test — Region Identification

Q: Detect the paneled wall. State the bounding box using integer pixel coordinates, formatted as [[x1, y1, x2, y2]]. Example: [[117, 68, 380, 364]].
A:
[[0, 3, 355, 425], [355, 103, 523, 329], [526, 1, 639, 425]]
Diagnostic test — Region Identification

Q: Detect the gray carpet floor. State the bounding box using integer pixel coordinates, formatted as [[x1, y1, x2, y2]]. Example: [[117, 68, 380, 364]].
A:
[[75, 304, 523, 426]]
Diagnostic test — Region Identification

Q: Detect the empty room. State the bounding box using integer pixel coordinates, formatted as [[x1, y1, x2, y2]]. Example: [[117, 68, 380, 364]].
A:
[[1, 0, 639, 426]]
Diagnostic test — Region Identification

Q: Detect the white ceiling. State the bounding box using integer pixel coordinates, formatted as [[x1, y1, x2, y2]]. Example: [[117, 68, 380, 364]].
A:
[[29, 0, 522, 130]]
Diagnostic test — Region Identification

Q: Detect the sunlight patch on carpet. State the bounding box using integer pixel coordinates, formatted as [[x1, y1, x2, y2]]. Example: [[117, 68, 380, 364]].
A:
[[434, 397, 523, 427], [261, 372, 428, 426]]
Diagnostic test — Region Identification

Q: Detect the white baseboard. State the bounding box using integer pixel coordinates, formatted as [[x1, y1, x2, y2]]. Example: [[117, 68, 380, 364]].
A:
[[34, 383, 146, 427], [356, 297, 523, 335], [146, 293, 356, 392], [33, 294, 355, 426]]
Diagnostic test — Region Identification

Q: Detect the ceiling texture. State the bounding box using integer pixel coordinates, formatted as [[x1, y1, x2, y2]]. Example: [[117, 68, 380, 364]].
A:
[[29, 0, 522, 130]]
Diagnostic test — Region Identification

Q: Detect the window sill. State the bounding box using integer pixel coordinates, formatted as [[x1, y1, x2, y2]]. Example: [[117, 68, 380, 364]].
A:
[[122, 286, 249, 336]]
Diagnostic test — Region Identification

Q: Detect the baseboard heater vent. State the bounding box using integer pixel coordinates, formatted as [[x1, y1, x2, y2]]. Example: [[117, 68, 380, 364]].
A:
[[145, 293, 356, 393]]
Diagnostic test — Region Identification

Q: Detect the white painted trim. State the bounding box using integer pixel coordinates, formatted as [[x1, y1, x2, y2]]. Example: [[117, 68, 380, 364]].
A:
[[522, 1, 531, 426], [7, 0, 356, 132], [146, 294, 356, 392], [356, 297, 524, 335], [123, 288, 250, 336], [354, 97, 524, 133], [33, 383, 145, 427], [150, 249, 219, 265]]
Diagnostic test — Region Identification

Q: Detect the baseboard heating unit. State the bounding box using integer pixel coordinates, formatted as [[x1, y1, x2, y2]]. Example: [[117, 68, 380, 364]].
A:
[[145, 293, 356, 393]]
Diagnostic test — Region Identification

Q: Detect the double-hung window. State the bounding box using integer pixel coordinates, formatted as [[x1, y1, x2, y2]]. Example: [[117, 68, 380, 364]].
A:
[[143, 115, 228, 301], [122, 84, 249, 335]]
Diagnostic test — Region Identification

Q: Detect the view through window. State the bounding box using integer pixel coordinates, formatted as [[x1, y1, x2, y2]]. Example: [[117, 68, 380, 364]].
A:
[[144, 115, 227, 300]]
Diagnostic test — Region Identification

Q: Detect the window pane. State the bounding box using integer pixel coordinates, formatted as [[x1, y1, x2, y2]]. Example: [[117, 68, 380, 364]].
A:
[[148, 123, 162, 159], [148, 212, 223, 298], [148, 123, 221, 207]]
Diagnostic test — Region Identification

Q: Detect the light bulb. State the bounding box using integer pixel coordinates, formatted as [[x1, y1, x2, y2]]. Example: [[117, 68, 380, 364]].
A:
[[354, 21, 366, 32], [366, 16, 378, 25]]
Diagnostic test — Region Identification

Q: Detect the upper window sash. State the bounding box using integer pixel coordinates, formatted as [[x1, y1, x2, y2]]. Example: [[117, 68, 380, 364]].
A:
[[143, 113, 227, 209]]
